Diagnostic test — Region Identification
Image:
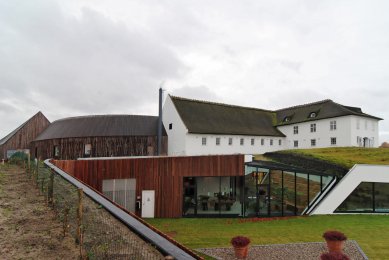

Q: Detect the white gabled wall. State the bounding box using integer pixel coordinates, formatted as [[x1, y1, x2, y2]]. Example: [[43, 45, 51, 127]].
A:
[[312, 164, 389, 214], [276, 115, 380, 149], [184, 134, 286, 156], [349, 116, 380, 147], [162, 96, 188, 155]]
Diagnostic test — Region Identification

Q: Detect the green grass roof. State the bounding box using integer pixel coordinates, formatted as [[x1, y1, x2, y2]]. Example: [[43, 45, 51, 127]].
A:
[[283, 147, 389, 168]]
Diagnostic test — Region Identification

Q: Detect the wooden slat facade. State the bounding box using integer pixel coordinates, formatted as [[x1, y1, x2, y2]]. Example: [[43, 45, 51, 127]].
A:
[[53, 154, 244, 218], [0, 112, 50, 160], [32, 136, 168, 160]]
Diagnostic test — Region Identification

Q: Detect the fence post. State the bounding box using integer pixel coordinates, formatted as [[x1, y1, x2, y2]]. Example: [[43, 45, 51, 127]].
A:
[[48, 169, 54, 207], [36, 161, 39, 186], [77, 188, 84, 258], [27, 153, 30, 176]]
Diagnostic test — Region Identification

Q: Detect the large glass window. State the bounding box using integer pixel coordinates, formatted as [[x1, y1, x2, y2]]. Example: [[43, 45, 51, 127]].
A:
[[270, 170, 283, 216], [282, 171, 296, 216], [336, 182, 373, 212], [375, 183, 389, 213], [296, 173, 308, 215], [336, 182, 389, 213], [185, 176, 243, 216]]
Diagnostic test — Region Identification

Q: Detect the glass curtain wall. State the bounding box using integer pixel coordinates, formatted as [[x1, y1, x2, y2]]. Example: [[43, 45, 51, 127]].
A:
[[183, 176, 243, 217], [243, 166, 334, 217], [336, 182, 389, 213]]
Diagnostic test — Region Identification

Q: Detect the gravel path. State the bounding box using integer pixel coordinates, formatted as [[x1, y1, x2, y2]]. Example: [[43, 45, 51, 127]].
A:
[[197, 240, 368, 260]]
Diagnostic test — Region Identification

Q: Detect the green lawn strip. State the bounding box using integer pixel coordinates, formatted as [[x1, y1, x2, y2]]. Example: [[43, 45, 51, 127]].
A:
[[147, 215, 389, 259], [284, 147, 389, 168]]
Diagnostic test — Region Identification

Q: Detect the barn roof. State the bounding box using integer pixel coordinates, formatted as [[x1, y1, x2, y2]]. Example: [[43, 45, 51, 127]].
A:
[[170, 95, 286, 137], [34, 115, 166, 141], [0, 112, 47, 146], [275, 99, 383, 126]]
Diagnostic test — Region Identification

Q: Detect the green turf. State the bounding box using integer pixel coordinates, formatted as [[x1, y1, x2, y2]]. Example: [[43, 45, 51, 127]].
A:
[[147, 215, 389, 259], [283, 147, 389, 168]]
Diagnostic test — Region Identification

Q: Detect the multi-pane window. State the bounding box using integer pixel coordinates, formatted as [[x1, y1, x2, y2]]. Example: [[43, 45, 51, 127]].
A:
[[251, 138, 254, 145], [202, 137, 207, 146], [310, 123, 316, 133], [228, 137, 233, 145], [54, 145, 60, 157], [279, 139, 282, 146], [240, 138, 244, 145], [294, 140, 298, 147], [293, 126, 298, 134], [169, 123, 173, 130], [216, 137, 220, 145], [84, 144, 92, 156], [270, 139, 273, 146], [261, 139, 264, 145], [330, 121, 336, 131], [311, 139, 316, 146], [331, 137, 337, 145]]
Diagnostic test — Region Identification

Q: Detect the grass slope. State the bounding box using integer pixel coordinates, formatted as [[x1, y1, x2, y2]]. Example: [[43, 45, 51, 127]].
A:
[[283, 147, 389, 168], [147, 215, 389, 259]]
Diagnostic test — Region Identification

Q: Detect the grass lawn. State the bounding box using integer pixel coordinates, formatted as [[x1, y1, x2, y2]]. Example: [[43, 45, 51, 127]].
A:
[[147, 215, 389, 259], [284, 147, 389, 168]]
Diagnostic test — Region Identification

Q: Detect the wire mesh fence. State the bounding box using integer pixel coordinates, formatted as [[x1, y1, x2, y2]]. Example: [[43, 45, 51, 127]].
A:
[[25, 160, 165, 260]]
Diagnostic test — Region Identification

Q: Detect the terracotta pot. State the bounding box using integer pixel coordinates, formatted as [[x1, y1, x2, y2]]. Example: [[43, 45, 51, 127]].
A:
[[233, 245, 249, 259], [326, 240, 345, 253]]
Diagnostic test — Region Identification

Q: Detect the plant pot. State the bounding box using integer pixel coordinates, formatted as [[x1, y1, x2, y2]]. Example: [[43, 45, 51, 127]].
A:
[[233, 245, 249, 259], [326, 240, 345, 253]]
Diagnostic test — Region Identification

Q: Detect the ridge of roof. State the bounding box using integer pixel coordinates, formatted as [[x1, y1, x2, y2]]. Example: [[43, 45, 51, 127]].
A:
[[52, 114, 158, 123], [0, 111, 47, 145], [276, 99, 333, 112], [170, 95, 274, 113]]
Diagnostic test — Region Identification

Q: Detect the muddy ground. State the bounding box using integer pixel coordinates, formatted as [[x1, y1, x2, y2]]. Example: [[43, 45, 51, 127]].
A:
[[0, 164, 79, 259]]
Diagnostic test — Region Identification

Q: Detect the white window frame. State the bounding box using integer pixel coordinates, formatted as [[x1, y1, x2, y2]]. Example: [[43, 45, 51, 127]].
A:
[[310, 123, 316, 133], [261, 139, 264, 146], [331, 137, 336, 145], [228, 137, 233, 145], [311, 139, 316, 147], [330, 120, 337, 131], [294, 140, 298, 148], [251, 138, 254, 146], [240, 138, 244, 146], [202, 137, 207, 146], [293, 126, 298, 134], [270, 139, 273, 146], [216, 137, 220, 146]]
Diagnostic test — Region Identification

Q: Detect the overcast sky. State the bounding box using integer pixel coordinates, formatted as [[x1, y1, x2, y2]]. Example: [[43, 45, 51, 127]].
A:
[[1, 0, 388, 142]]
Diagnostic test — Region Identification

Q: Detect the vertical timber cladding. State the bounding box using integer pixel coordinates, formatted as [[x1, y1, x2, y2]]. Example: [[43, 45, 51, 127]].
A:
[[33, 136, 168, 160], [52, 154, 244, 218]]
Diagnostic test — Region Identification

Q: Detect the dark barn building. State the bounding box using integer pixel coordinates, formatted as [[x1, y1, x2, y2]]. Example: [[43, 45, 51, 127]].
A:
[[0, 112, 50, 160], [32, 115, 167, 160]]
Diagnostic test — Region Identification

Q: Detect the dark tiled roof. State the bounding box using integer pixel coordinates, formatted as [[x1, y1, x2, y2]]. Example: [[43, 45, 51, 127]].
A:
[[275, 99, 382, 126], [0, 112, 47, 146], [170, 96, 285, 137], [34, 115, 166, 141]]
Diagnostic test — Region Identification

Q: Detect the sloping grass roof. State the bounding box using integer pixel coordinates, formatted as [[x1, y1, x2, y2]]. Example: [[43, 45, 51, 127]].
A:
[[284, 147, 389, 168]]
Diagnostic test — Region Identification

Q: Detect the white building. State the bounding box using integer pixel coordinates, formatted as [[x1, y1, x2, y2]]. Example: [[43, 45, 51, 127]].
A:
[[163, 95, 382, 156]]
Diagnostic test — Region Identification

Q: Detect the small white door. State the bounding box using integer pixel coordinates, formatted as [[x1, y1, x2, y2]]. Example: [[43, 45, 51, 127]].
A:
[[141, 190, 155, 218]]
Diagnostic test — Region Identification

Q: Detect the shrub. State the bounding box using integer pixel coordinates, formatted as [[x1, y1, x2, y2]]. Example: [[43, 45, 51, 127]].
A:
[[231, 236, 250, 247], [320, 252, 350, 260], [323, 230, 347, 241], [9, 151, 28, 165]]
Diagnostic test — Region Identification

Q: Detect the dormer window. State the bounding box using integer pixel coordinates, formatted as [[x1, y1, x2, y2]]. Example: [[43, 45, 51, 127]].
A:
[[309, 112, 317, 118], [283, 116, 291, 122]]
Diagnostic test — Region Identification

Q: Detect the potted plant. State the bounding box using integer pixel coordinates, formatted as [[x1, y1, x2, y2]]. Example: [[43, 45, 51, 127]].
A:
[[320, 251, 350, 260], [231, 236, 250, 259], [323, 230, 347, 253]]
